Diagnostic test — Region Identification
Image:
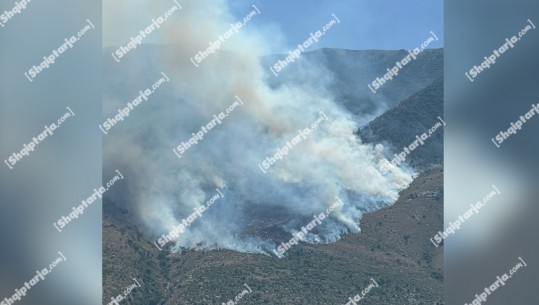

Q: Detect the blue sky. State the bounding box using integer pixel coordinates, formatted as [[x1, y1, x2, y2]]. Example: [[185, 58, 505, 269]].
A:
[[228, 0, 443, 51]]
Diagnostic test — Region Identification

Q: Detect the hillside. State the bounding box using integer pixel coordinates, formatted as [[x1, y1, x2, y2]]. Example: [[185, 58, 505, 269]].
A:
[[103, 167, 443, 305], [103, 46, 444, 305], [263, 48, 443, 121], [358, 77, 443, 169]]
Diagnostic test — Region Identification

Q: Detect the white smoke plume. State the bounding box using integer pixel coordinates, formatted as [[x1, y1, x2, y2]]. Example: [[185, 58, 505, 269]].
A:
[[103, 0, 413, 254]]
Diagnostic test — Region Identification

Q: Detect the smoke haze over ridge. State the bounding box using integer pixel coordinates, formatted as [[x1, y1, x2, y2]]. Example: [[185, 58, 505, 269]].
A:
[[103, 0, 414, 254]]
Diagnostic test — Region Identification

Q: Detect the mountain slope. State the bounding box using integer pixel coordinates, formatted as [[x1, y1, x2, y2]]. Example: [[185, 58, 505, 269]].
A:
[[103, 167, 443, 305], [263, 48, 443, 122], [358, 77, 443, 170]]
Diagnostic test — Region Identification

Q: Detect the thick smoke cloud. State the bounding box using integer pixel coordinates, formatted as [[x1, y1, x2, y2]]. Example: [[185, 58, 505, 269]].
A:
[[103, 0, 413, 254]]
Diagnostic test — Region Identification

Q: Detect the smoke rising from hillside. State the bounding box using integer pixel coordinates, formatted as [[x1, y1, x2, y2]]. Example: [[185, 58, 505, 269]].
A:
[[103, 0, 413, 254]]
